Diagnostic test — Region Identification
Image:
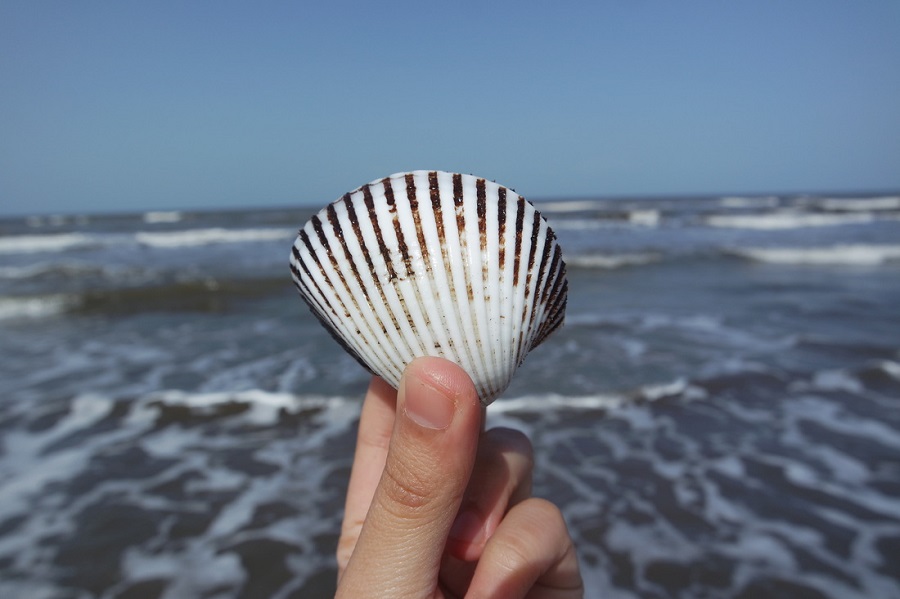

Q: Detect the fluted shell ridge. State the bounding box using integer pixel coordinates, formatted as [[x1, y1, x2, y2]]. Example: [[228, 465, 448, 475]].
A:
[[289, 170, 567, 405]]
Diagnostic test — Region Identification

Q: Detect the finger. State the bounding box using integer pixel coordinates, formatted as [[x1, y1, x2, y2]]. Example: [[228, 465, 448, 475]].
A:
[[337, 375, 397, 576], [336, 357, 483, 598], [467, 498, 583, 599], [446, 427, 534, 561]]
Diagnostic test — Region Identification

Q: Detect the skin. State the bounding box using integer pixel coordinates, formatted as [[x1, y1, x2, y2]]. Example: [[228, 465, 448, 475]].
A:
[[336, 356, 584, 598]]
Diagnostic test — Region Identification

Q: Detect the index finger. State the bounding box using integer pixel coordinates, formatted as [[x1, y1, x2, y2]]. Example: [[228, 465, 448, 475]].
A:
[[336, 375, 398, 576]]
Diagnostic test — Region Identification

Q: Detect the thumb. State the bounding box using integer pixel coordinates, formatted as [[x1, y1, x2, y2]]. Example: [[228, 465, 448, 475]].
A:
[[337, 356, 483, 598]]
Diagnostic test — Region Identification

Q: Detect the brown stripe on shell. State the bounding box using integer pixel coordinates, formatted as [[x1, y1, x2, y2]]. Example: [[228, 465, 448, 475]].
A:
[[407, 175, 438, 319], [408, 173, 431, 272], [406, 174, 434, 320], [347, 191, 417, 337], [453, 174, 467, 246], [391, 178, 412, 278], [532, 247, 567, 348], [364, 184, 397, 282], [449, 175, 475, 308], [527, 216, 555, 335], [312, 212, 393, 375], [532, 278, 567, 349], [537, 235, 562, 309], [449, 173, 483, 390], [521, 211, 542, 312], [521, 210, 552, 355], [383, 178, 397, 212], [292, 232, 374, 371], [428, 173, 448, 269], [296, 231, 341, 319], [531, 244, 566, 349], [311, 214, 361, 321], [326, 202, 366, 301], [425, 172, 460, 355], [329, 200, 388, 337], [476, 178, 488, 283], [497, 187, 507, 271], [513, 195, 525, 287], [516, 211, 544, 358]]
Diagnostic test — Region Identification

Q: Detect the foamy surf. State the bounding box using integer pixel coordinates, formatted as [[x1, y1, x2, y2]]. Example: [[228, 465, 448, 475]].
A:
[[0, 295, 72, 320], [0, 233, 97, 254], [135, 227, 294, 248], [142, 211, 183, 224], [733, 244, 900, 265], [137, 389, 353, 426], [536, 199, 607, 212], [817, 196, 900, 212], [567, 252, 662, 269], [719, 196, 780, 208], [706, 211, 875, 229], [2, 197, 899, 599]]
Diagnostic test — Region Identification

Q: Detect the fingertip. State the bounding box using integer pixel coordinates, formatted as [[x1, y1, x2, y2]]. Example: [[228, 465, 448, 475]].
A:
[[404, 357, 481, 414], [407, 356, 474, 393], [483, 427, 534, 463], [447, 505, 488, 561]]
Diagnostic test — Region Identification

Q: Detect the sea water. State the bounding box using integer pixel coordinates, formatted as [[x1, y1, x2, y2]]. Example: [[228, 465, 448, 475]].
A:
[[1, 193, 899, 598]]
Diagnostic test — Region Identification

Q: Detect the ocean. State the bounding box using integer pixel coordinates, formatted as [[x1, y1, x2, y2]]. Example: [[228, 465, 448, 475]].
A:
[[1, 192, 899, 598]]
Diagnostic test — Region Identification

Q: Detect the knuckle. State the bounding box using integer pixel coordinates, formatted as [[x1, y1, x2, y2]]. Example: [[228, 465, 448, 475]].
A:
[[379, 457, 434, 513]]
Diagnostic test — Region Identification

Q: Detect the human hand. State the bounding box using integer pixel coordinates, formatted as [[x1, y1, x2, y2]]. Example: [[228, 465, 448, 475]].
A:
[[336, 356, 583, 598]]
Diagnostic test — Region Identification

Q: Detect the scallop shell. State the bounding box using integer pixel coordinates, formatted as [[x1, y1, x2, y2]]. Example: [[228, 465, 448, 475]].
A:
[[289, 170, 567, 405]]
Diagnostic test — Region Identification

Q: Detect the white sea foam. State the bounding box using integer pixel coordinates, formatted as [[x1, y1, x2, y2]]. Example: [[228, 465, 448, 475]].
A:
[[0, 295, 72, 320], [534, 199, 606, 212], [640, 378, 708, 401], [145, 389, 349, 425], [567, 252, 661, 269], [134, 227, 294, 248], [491, 393, 626, 413], [733, 244, 900, 265], [817, 196, 900, 212], [628, 209, 660, 226], [551, 213, 660, 230], [720, 196, 780, 208], [549, 219, 614, 230], [0, 233, 96, 254], [880, 361, 900, 380], [142, 210, 183, 224], [707, 211, 874, 230]]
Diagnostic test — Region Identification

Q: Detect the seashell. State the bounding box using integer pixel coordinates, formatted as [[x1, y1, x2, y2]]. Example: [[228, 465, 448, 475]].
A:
[[289, 170, 567, 405]]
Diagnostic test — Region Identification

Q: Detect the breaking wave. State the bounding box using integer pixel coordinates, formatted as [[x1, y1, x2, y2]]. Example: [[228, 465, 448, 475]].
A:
[[0, 228, 295, 255], [0, 233, 98, 254], [816, 196, 900, 212], [732, 244, 900, 265], [142, 211, 183, 224], [134, 227, 295, 248], [0, 295, 73, 320], [706, 211, 877, 230], [567, 252, 662, 269]]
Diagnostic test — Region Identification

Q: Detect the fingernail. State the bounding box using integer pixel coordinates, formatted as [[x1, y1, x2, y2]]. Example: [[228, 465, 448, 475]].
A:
[[449, 507, 484, 545], [404, 375, 455, 430]]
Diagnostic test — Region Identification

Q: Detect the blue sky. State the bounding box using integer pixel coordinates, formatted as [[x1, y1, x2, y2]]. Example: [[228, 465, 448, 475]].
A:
[[2, 1, 899, 215]]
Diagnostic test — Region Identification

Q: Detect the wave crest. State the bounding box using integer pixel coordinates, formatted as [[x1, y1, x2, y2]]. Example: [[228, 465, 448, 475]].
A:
[[732, 245, 900, 265]]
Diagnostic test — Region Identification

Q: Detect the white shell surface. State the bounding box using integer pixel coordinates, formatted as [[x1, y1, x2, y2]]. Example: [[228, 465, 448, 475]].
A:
[[289, 170, 567, 405]]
